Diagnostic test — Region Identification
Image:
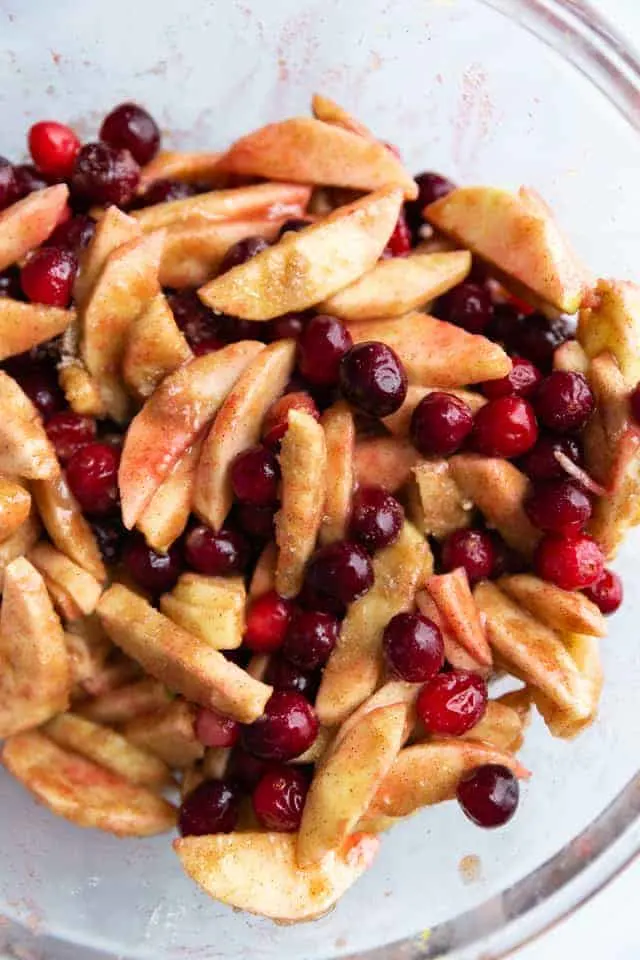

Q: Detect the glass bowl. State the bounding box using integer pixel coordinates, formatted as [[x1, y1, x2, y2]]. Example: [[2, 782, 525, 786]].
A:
[[0, 1, 639, 957]]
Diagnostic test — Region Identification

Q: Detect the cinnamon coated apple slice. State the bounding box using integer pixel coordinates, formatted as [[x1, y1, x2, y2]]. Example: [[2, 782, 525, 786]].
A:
[[77, 677, 171, 725], [425, 569, 492, 667], [28, 543, 104, 618], [122, 293, 192, 401], [160, 573, 246, 650], [462, 697, 530, 752], [311, 93, 375, 138], [0, 373, 59, 480], [0, 299, 74, 362], [31, 473, 106, 581], [138, 150, 223, 191], [319, 401, 355, 544], [0, 478, 31, 543], [137, 438, 201, 552], [64, 617, 112, 695], [532, 632, 603, 738], [248, 542, 277, 599], [353, 436, 420, 493], [407, 459, 472, 539], [0, 184, 69, 271], [124, 699, 204, 768], [383, 385, 486, 437], [499, 574, 606, 637], [416, 590, 485, 674], [0, 512, 40, 591], [578, 279, 640, 386], [58, 359, 107, 417], [74, 206, 141, 310], [330, 680, 419, 756]]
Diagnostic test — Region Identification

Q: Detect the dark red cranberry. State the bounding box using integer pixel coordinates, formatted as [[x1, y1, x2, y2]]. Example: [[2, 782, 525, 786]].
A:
[[178, 779, 240, 836], [46, 213, 96, 253], [304, 540, 374, 608], [195, 708, 240, 748], [437, 282, 493, 334], [631, 382, 640, 425], [190, 336, 224, 357], [137, 178, 195, 206], [244, 590, 294, 654], [252, 764, 309, 831], [264, 657, 319, 700], [184, 524, 250, 576], [235, 502, 276, 540], [216, 314, 269, 344], [122, 533, 182, 594], [456, 764, 519, 828], [268, 313, 307, 341], [261, 391, 319, 448], [406, 172, 455, 231], [417, 670, 488, 735], [583, 568, 623, 615], [71, 142, 140, 207], [0, 266, 22, 299], [534, 371, 595, 434], [534, 533, 604, 590], [278, 218, 311, 238], [441, 528, 497, 584], [13, 164, 49, 198], [46, 411, 96, 463], [28, 121, 80, 179], [218, 236, 270, 274], [472, 396, 538, 458], [512, 313, 574, 371], [243, 691, 318, 761], [485, 303, 523, 349], [90, 516, 126, 564], [16, 366, 65, 421], [519, 435, 581, 481], [410, 391, 473, 457], [228, 748, 270, 790], [100, 103, 160, 166], [66, 442, 120, 514], [349, 486, 403, 552], [489, 534, 526, 578], [167, 291, 219, 347], [20, 247, 77, 307], [0, 158, 18, 211], [383, 612, 444, 682], [481, 356, 542, 399], [231, 444, 280, 505], [525, 479, 592, 534], [384, 210, 412, 257], [297, 315, 353, 387], [339, 342, 408, 417], [282, 609, 339, 671]]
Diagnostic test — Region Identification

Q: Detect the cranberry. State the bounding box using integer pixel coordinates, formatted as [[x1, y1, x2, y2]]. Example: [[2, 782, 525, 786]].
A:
[[178, 779, 240, 836], [481, 356, 542, 399], [228, 748, 270, 790], [243, 691, 318, 761], [90, 516, 126, 564], [410, 391, 473, 457], [191, 336, 224, 357], [383, 612, 444, 682], [244, 590, 294, 654], [264, 657, 319, 700], [100, 103, 160, 166], [71, 142, 140, 207], [490, 534, 526, 578], [261, 391, 319, 448], [216, 314, 269, 344], [525, 479, 592, 534], [66, 442, 120, 515], [46, 213, 96, 254], [195, 708, 240, 748], [184, 524, 250, 576], [631, 382, 640, 425], [122, 534, 182, 594], [297, 315, 353, 387], [28, 121, 80, 179], [485, 303, 523, 349], [46, 411, 96, 463], [13, 164, 49, 199], [406, 171, 455, 231], [417, 670, 488, 736], [235, 502, 276, 540], [278, 218, 312, 238], [218, 236, 270, 274], [339, 342, 408, 417], [252, 764, 309, 832], [456, 763, 519, 828], [167, 291, 219, 348], [437, 282, 493, 335], [16, 367, 65, 421], [441, 529, 496, 584], [519, 435, 582, 481], [304, 540, 374, 609], [268, 312, 307, 342], [0, 266, 22, 299], [471, 396, 538, 458], [349, 486, 403, 552], [20, 247, 77, 307], [512, 313, 574, 371], [231, 444, 280, 505], [534, 372, 595, 434], [0, 158, 17, 210], [583, 568, 623, 615], [137, 178, 195, 206], [384, 210, 412, 257], [534, 533, 604, 590], [282, 609, 339, 671]]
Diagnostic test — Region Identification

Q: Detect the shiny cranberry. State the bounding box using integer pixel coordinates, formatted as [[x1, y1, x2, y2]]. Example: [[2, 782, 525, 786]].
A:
[[90, 516, 126, 564], [184, 524, 250, 576], [191, 336, 223, 356], [457, 764, 519, 828], [278, 218, 311, 238], [216, 314, 269, 344], [406, 171, 455, 231], [66, 442, 120, 514], [437, 282, 493, 334], [14, 365, 63, 421], [472, 396, 538, 458], [262, 391, 319, 448], [228, 748, 270, 789], [297, 315, 353, 387], [137, 178, 195, 206], [269, 313, 307, 341], [46, 213, 95, 253], [13, 164, 49, 198], [534, 372, 594, 434], [252, 764, 309, 831], [264, 657, 319, 700], [485, 303, 523, 349], [123, 533, 182, 594], [20, 247, 77, 307], [0, 158, 17, 210], [383, 612, 444, 682], [195, 708, 240, 748], [167, 291, 219, 347], [349, 486, 403, 552], [305, 540, 374, 609], [340, 342, 407, 417], [178, 779, 240, 836], [28, 121, 80, 179], [235, 502, 276, 540], [0, 266, 22, 299], [243, 691, 318, 761], [218, 236, 270, 274], [512, 313, 574, 371], [100, 102, 160, 166], [46, 411, 96, 462], [384, 210, 412, 257], [410, 391, 473, 457], [519, 435, 581, 481], [631, 382, 640, 425], [282, 609, 339, 671], [71, 142, 140, 207], [525, 479, 592, 534], [231, 445, 280, 505], [534, 533, 604, 590], [441, 528, 497, 584], [482, 356, 542, 399], [417, 670, 487, 736], [583, 568, 623, 615], [244, 590, 294, 654]]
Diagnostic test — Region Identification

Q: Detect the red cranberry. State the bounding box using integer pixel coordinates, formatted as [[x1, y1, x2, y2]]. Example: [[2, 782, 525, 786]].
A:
[[437, 282, 493, 334], [90, 516, 125, 564], [519, 435, 582, 481], [0, 158, 18, 210], [46, 411, 96, 463], [46, 213, 96, 254], [472, 396, 538, 458], [297, 315, 353, 387], [485, 303, 523, 349], [244, 590, 294, 654], [235, 502, 276, 540], [252, 764, 309, 832], [13, 164, 49, 198], [441, 529, 497, 584], [512, 313, 574, 371], [278, 218, 312, 238], [525, 479, 592, 534], [264, 657, 319, 700], [195, 708, 240, 748], [0, 266, 22, 299], [66, 442, 120, 515], [383, 612, 444, 682], [534, 533, 604, 590], [339, 342, 408, 417], [456, 763, 519, 828], [490, 533, 526, 578], [178, 779, 240, 836], [21, 247, 77, 307], [231, 445, 280, 505], [218, 236, 270, 274], [304, 540, 374, 609], [71, 142, 140, 207], [28, 121, 80, 179], [583, 568, 623, 615], [16, 367, 65, 421], [482, 356, 542, 399], [534, 371, 595, 433], [631, 382, 640, 425], [123, 533, 182, 594], [268, 313, 307, 341], [167, 291, 219, 347], [184, 524, 250, 576], [282, 609, 339, 671], [261, 391, 320, 448], [137, 178, 195, 206], [410, 391, 473, 457], [384, 210, 412, 257], [228, 748, 270, 790], [406, 171, 455, 232], [243, 691, 318, 761], [100, 103, 160, 166], [417, 670, 488, 735], [349, 486, 403, 552], [216, 314, 269, 345], [191, 336, 224, 357]]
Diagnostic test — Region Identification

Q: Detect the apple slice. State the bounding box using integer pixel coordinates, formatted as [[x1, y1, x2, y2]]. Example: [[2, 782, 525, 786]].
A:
[[160, 575, 245, 650], [137, 438, 201, 553], [74, 206, 141, 310], [589, 428, 640, 558], [174, 830, 379, 922], [2, 730, 176, 836], [78, 677, 171, 725], [173, 571, 246, 609], [416, 589, 486, 674], [0, 299, 74, 362], [425, 185, 590, 313], [0, 511, 40, 591], [275, 409, 327, 598], [383, 385, 486, 437], [195, 340, 296, 530], [330, 680, 419, 757], [79, 653, 142, 700], [320, 401, 355, 544], [532, 632, 603, 739], [124, 700, 204, 768], [291, 725, 334, 765], [499, 574, 606, 637], [319, 251, 472, 321], [122, 292, 192, 401], [346, 313, 511, 386], [425, 569, 492, 667], [138, 150, 223, 191], [28, 543, 103, 618], [198, 186, 404, 320], [31, 473, 106, 581], [554, 339, 589, 374], [311, 93, 375, 138], [407, 459, 472, 539], [64, 617, 112, 695], [0, 372, 59, 479], [249, 542, 277, 599], [119, 341, 264, 529], [0, 478, 31, 543], [353, 436, 420, 493], [0, 184, 69, 271], [578, 279, 640, 386], [462, 698, 529, 752], [583, 351, 630, 483], [97, 584, 272, 723], [58, 359, 107, 417], [316, 522, 428, 726]]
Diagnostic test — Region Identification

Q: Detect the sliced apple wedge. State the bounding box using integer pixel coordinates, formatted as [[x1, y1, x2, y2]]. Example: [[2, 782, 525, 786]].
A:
[[28, 543, 103, 618], [0, 478, 30, 543], [275, 409, 327, 598], [583, 351, 630, 484], [462, 697, 529, 752], [249, 542, 277, 599], [0, 372, 59, 479], [78, 677, 171, 725], [198, 186, 404, 320], [58, 359, 107, 417], [74, 206, 142, 310], [346, 313, 511, 386], [320, 401, 355, 544], [425, 569, 492, 667], [553, 339, 589, 374], [195, 340, 296, 530], [122, 292, 192, 401], [383, 385, 486, 437], [31, 473, 106, 581], [311, 93, 375, 139], [138, 150, 223, 191], [0, 511, 40, 591], [291, 725, 334, 765], [407, 459, 472, 539], [589, 428, 640, 557], [330, 680, 419, 756], [499, 574, 606, 638], [578, 279, 640, 386], [124, 700, 204, 768], [532, 632, 603, 739], [416, 589, 486, 674], [317, 522, 428, 726], [160, 574, 245, 650], [64, 617, 112, 695], [137, 438, 201, 553], [119, 342, 263, 529], [425, 185, 590, 313], [0, 184, 69, 271], [0, 299, 74, 362], [174, 831, 379, 922], [353, 436, 420, 493]]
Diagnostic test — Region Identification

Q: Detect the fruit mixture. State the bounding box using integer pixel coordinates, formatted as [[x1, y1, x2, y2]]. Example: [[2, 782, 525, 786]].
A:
[[0, 93, 637, 923]]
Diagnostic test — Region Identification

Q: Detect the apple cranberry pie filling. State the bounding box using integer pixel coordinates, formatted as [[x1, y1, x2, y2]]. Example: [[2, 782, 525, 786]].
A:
[[0, 95, 637, 921]]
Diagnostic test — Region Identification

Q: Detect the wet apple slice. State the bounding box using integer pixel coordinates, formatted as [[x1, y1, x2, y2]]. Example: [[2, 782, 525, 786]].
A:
[[319, 401, 355, 545], [353, 436, 420, 493], [28, 542, 104, 617], [64, 617, 112, 695], [407, 459, 473, 540], [0, 299, 74, 362], [161, 573, 245, 650], [416, 589, 486, 674], [311, 93, 375, 139], [0, 184, 69, 271], [589, 428, 640, 558], [124, 699, 204, 768], [31, 473, 106, 581], [0, 373, 59, 480], [74, 206, 141, 310], [122, 292, 192, 401], [58, 359, 107, 418], [137, 438, 201, 553], [77, 677, 171, 726], [578, 279, 640, 386], [499, 574, 606, 638], [554, 339, 589, 375], [0, 478, 30, 543], [425, 569, 492, 667], [138, 150, 223, 191], [0, 512, 40, 592], [532, 632, 603, 739], [330, 680, 419, 756], [461, 697, 529, 753], [383, 385, 486, 437]]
